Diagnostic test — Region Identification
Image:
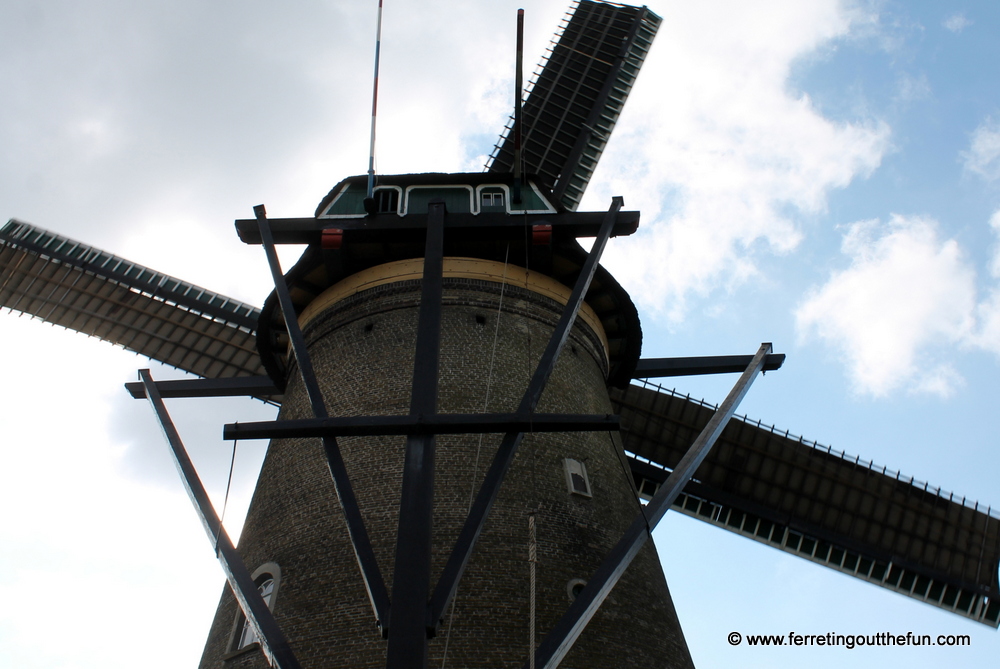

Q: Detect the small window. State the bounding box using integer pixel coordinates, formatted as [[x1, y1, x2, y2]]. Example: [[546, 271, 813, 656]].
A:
[[563, 458, 592, 497], [229, 562, 282, 654], [374, 188, 399, 214], [480, 190, 505, 211], [237, 577, 275, 648]]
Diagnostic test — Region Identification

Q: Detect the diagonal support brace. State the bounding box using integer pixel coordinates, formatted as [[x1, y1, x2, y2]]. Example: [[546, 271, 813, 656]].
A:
[[525, 343, 774, 669], [139, 369, 301, 669], [255, 205, 391, 629], [428, 196, 624, 629]]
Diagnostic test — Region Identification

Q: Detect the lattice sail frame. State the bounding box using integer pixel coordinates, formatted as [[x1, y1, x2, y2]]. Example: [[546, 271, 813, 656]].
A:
[[487, 0, 661, 211], [614, 380, 1000, 628], [5, 216, 998, 635], [0, 219, 264, 379]]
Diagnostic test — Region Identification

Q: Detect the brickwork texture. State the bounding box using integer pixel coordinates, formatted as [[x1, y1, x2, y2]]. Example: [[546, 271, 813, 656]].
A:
[[198, 275, 694, 669]]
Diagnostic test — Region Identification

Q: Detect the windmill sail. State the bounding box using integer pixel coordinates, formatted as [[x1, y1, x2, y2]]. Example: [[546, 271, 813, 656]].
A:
[[487, 0, 661, 211], [0, 219, 264, 379], [0, 213, 1000, 627], [613, 380, 1000, 628], [5, 218, 998, 630]]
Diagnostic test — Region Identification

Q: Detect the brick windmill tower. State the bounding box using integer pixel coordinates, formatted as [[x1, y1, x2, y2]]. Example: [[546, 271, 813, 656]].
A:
[[1, 2, 996, 668]]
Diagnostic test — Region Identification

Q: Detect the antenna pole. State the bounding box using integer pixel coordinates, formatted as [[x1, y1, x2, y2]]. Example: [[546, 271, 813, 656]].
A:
[[367, 0, 384, 199], [513, 8, 524, 204]]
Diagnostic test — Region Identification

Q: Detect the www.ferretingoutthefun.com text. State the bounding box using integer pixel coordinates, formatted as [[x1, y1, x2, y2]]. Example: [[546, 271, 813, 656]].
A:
[[726, 631, 971, 649]]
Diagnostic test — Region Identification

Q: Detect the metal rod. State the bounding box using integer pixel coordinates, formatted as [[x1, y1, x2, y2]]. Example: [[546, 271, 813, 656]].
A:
[[138, 369, 301, 669], [428, 197, 623, 628], [255, 205, 391, 629], [223, 413, 620, 440], [386, 201, 446, 667], [528, 511, 537, 669], [367, 0, 384, 199], [513, 8, 524, 204], [526, 343, 773, 669]]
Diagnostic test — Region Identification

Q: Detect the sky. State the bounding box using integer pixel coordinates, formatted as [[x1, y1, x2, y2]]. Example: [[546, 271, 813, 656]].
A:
[[1, 1, 999, 667]]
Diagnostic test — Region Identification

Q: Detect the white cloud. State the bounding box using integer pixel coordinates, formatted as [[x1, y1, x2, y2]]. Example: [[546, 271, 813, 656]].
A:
[[943, 13, 972, 34], [592, 0, 889, 320], [895, 73, 931, 104], [963, 117, 1000, 181], [990, 210, 1000, 276], [795, 215, 976, 397], [969, 210, 1000, 355]]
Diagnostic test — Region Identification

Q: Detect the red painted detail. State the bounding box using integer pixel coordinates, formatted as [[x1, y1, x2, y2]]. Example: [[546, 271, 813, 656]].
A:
[[321, 228, 344, 250], [531, 224, 553, 246]]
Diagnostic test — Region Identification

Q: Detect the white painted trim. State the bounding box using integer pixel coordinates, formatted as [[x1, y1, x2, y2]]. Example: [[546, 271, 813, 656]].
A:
[[372, 185, 403, 215], [317, 183, 354, 219], [474, 184, 508, 214], [563, 458, 593, 498], [473, 182, 557, 215], [566, 578, 588, 601], [402, 184, 475, 216]]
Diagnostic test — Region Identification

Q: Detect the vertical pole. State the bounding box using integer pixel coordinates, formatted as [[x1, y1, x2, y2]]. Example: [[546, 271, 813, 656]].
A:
[[386, 201, 446, 668], [528, 512, 537, 669], [367, 0, 385, 199], [513, 8, 524, 204], [428, 197, 623, 628]]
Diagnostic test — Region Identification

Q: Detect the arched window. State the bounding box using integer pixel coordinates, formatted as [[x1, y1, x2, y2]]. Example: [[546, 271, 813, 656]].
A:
[[228, 562, 282, 654], [563, 458, 592, 497], [236, 577, 275, 648]]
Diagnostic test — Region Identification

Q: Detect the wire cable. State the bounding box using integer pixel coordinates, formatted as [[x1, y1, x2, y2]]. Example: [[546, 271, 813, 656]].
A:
[[215, 437, 239, 557], [440, 244, 511, 669]]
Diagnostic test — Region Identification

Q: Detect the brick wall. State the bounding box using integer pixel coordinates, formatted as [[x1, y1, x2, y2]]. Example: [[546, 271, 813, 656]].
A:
[[198, 277, 694, 669]]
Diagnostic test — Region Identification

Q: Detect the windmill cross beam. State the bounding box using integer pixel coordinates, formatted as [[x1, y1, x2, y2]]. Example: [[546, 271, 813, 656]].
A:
[[632, 353, 786, 378], [233, 210, 641, 246], [125, 375, 279, 400], [221, 412, 621, 440]]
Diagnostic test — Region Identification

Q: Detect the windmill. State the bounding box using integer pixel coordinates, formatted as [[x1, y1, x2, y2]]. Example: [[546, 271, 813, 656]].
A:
[[1, 2, 997, 668]]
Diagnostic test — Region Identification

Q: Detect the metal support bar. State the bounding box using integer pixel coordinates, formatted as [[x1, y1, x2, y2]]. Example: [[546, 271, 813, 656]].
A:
[[255, 205, 391, 628], [428, 197, 623, 629], [138, 369, 301, 669], [632, 353, 785, 378], [234, 210, 640, 245], [526, 343, 773, 669], [386, 201, 446, 667], [223, 413, 620, 440], [125, 375, 280, 399]]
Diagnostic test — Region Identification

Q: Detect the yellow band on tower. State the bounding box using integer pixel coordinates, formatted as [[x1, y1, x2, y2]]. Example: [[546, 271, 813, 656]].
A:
[[298, 257, 609, 366]]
